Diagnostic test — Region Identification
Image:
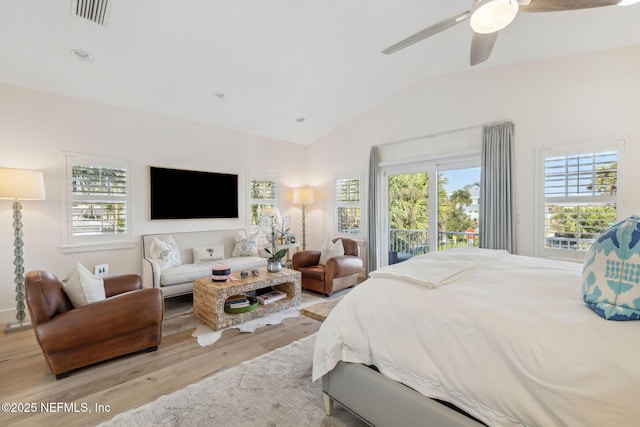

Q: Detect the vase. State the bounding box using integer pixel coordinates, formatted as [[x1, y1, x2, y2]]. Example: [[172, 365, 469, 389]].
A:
[[267, 258, 282, 273]]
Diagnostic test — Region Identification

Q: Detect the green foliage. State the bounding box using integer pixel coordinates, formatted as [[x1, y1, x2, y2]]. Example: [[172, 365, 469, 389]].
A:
[[265, 248, 288, 259], [388, 173, 476, 245], [388, 172, 430, 231], [586, 162, 617, 195], [546, 204, 617, 239]]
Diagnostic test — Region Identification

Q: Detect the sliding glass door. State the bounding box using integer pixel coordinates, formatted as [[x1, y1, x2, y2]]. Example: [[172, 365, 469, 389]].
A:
[[383, 158, 480, 265]]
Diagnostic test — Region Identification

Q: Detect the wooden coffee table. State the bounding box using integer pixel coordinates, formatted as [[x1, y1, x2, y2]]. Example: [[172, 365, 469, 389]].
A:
[[193, 267, 301, 331]]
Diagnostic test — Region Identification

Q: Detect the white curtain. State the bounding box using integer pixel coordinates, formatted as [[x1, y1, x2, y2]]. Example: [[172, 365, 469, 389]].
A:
[[367, 146, 379, 274], [480, 121, 515, 252]]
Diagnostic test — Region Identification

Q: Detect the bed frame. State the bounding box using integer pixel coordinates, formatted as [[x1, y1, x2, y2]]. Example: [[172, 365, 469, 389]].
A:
[[322, 362, 486, 427]]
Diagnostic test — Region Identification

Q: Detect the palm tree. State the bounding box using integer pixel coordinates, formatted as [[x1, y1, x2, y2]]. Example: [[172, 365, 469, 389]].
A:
[[449, 189, 472, 209]]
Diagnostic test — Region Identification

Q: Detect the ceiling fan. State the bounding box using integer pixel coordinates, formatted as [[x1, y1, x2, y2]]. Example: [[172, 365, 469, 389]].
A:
[[383, 0, 630, 66]]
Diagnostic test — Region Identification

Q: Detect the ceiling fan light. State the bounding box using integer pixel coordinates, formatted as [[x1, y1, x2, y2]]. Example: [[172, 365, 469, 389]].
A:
[[470, 0, 519, 34]]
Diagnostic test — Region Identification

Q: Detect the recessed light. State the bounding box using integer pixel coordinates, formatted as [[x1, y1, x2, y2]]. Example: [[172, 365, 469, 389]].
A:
[[212, 92, 226, 100], [70, 49, 93, 62], [296, 117, 306, 123]]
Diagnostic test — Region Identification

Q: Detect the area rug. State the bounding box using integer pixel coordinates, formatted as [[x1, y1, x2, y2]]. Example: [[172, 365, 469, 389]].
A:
[[99, 334, 367, 427], [163, 294, 325, 346]]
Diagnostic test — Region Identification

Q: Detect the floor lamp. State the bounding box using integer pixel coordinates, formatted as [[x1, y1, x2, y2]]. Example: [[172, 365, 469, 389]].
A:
[[292, 188, 314, 250], [0, 168, 46, 332]]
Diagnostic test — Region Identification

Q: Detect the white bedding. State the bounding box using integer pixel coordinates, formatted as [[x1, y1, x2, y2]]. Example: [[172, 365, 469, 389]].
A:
[[369, 247, 508, 288], [312, 249, 640, 427]]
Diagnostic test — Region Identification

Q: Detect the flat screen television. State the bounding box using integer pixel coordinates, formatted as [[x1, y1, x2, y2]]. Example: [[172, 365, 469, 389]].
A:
[[149, 166, 238, 219]]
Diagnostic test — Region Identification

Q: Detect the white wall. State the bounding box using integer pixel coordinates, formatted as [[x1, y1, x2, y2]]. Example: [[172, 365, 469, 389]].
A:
[[0, 84, 307, 323], [306, 45, 640, 263]]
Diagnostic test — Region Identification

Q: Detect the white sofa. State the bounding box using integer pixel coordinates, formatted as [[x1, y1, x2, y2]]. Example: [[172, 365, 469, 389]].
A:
[[142, 229, 268, 298]]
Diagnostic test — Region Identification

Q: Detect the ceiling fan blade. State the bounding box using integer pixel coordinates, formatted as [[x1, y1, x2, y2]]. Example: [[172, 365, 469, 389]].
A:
[[382, 11, 471, 55], [520, 0, 620, 13], [470, 31, 499, 66]]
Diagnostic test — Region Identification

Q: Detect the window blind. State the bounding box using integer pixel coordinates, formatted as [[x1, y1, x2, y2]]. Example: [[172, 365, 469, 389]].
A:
[[336, 177, 361, 235], [70, 165, 127, 236], [543, 150, 617, 251], [249, 177, 278, 226]]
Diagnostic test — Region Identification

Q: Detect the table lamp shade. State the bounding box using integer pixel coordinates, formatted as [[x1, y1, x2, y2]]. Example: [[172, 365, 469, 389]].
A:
[[0, 168, 46, 200], [261, 207, 281, 221], [292, 188, 314, 205]]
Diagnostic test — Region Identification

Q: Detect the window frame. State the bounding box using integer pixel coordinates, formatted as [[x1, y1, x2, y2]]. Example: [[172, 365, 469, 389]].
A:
[[381, 154, 481, 263], [535, 138, 626, 261], [60, 153, 135, 253], [247, 173, 279, 230], [335, 171, 363, 239]]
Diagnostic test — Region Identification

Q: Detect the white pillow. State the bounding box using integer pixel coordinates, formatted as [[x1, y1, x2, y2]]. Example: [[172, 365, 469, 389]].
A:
[[232, 231, 260, 257], [62, 261, 106, 307], [193, 244, 225, 264], [150, 235, 182, 270], [319, 239, 344, 265]]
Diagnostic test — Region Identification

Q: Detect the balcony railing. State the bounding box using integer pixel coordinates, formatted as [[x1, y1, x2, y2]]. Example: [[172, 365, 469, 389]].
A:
[[545, 235, 594, 250], [388, 228, 480, 264]]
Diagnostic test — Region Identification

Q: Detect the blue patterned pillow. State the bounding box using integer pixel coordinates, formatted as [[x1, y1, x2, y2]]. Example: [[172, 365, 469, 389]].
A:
[[582, 215, 640, 320]]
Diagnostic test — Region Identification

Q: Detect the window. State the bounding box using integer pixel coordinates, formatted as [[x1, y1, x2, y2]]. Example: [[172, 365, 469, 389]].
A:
[[335, 173, 362, 237], [538, 140, 624, 260], [248, 174, 278, 227], [62, 154, 133, 251], [382, 155, 481, 264]]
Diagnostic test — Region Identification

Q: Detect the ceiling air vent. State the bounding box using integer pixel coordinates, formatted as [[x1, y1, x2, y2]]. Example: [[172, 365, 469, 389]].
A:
[[72, 0, 109, 26]]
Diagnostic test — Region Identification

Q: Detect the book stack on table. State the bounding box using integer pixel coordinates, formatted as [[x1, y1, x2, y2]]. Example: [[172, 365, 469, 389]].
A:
[[255, 290, 287, 305], [225, 295, 250, 309]]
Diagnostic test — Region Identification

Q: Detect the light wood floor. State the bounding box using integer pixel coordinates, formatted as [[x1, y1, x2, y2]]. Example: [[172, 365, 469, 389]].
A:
[[0, 314, 321, 426]]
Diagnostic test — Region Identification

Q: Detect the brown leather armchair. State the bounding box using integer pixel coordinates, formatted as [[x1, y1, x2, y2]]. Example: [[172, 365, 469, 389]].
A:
[[25, 270, 164, 379], [292, 238, 363, 296]]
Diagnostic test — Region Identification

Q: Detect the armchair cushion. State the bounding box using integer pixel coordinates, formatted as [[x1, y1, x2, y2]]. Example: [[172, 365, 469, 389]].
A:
[[319, 239, 345, 265], [61, 261, 106, 307]]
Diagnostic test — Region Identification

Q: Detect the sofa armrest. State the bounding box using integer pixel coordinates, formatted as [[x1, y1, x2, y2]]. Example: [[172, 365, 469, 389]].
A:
[[292, 250, 322, 269], [142, 257, 162, 289], [325, 256, 363, 281], [35, 288, 163, 354], [104, 274, 142, 297]]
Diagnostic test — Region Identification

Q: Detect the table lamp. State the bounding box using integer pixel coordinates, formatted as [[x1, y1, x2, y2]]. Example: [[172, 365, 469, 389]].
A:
[[0, 168, 46, 331]]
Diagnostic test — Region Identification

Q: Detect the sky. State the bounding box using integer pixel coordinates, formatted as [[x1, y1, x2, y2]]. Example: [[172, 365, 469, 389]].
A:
[[443, 167, 480, 193]]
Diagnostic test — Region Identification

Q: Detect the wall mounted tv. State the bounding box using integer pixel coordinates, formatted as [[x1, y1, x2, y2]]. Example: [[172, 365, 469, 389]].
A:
[[149, 166, 238, 220]]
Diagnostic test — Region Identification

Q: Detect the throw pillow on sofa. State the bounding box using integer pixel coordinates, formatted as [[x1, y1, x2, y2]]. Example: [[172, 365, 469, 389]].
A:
[[149, 235, 182, 270], [193, 244, 225, 264], [62, 261, 106, 307], [232, 231, 260, 257]]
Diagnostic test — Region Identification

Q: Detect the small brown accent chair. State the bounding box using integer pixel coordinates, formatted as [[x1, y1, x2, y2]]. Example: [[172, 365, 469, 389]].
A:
[[292, 238, 363, 296], [25, 270, 164, 379]]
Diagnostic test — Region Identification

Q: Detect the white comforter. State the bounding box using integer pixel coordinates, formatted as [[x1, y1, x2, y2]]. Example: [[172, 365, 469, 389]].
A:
[[312, 249, 640, 427]]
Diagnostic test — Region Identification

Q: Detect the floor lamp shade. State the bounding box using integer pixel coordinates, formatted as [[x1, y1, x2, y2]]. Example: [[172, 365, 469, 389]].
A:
[[292, 188, 314, 205], [293, 188, 314, 250], [0, 168, 46, 200], [0, 168, 46, 329]]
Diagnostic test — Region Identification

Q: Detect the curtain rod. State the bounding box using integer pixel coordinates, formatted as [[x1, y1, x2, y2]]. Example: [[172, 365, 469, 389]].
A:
[[376, 120, 512, 148]]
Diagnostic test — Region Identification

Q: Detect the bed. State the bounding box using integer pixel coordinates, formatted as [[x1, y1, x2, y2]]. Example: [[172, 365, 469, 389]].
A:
[[312, 248, 640, 426]]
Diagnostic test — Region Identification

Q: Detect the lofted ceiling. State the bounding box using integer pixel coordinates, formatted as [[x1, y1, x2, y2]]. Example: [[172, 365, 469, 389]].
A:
[[1, 0, 639, 145]]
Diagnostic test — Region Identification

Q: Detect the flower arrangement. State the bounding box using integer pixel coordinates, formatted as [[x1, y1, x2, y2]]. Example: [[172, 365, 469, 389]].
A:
[[261, 212, 290, 260]]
